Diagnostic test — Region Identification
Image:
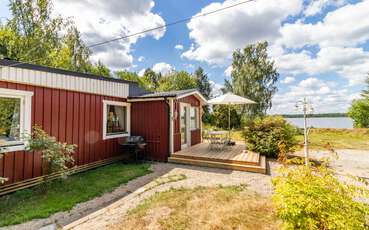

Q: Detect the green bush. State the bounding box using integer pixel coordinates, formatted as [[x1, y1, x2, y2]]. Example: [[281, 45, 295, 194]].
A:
[[242, 116, 298, 158], [348, 98, 369, 128], [273, 161, 369, 229]]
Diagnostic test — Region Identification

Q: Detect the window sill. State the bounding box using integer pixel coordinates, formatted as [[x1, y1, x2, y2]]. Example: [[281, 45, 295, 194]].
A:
[[0, 144, 26, 153], [103, 132, 130, 140]]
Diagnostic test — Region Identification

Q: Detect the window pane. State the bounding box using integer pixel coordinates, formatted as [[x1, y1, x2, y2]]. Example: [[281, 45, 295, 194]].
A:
[[190, 107, 198, 130], [0, 97, 21, 146], [106, 105, 127, 135]]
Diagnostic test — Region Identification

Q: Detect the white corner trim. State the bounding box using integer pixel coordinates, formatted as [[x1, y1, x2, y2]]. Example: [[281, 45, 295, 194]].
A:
[[169, 98, 174, 154], [102, 100, 131, 140]]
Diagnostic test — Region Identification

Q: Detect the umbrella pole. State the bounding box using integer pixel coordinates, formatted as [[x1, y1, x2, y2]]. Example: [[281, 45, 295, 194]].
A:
[[228, 104, 231, 142]]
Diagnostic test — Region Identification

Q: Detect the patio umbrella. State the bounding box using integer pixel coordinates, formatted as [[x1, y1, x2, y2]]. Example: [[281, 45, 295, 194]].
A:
[[207, 92, 256, 140]]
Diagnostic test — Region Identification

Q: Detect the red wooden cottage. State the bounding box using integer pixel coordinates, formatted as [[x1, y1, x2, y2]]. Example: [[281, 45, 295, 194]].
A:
[[0, 59, 207, 189]]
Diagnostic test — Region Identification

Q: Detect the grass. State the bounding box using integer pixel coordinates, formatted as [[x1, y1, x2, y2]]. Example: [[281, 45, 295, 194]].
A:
[[295, 128, 369, 150], [111, 186, 281, 230], [0, 162, 151, 227], [219, 128, 369, 150]]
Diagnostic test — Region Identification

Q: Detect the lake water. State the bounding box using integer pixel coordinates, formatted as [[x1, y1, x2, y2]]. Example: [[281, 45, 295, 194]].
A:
[[285, 117, 354, 129]]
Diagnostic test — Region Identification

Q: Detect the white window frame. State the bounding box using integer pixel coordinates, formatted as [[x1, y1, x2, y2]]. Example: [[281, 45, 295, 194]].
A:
[[102, 100, 131, 140], [0, 88, 33, 153], [190, 106, 200, 130]]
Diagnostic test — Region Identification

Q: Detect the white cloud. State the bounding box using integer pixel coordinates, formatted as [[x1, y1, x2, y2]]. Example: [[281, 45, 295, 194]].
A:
[[209, 80, 224, 97], [274, 46, 369, 84], [152, 62, 174, 75], [269, 77, 359, 114], [304, 0, 346, 17], [224, 66, 233, 77], [138, 56, 145, 62], [278, 1, 369, 48], [182, 0, 303, 65], [281, 76, 295, 84], [138, 68, 146, 76], [53, 0, 165, 69], [175, 44, 184, 50]]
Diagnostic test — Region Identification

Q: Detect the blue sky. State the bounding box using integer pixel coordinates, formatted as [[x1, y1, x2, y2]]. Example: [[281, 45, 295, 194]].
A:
[[1, 0, 368, 114]]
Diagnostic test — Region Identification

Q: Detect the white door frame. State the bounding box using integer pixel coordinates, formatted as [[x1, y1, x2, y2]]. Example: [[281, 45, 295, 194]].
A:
[[180, 103, 191, 149]]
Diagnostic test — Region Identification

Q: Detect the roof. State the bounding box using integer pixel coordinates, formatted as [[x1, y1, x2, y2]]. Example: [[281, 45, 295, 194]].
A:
[[129, 88, 207, 104], [0, 59, 133, 84], [130, 88, 198, 98]]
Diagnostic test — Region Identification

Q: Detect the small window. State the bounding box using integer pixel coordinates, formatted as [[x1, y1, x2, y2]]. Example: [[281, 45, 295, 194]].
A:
[[190, 107, 199, 130], [103, 100, 130, 140], [0, 89, 33, 152]]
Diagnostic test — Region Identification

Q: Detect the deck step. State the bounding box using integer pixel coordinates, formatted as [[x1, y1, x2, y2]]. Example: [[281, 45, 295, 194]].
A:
[[168, 155, 266, 174], [171, 152, 260, 166]]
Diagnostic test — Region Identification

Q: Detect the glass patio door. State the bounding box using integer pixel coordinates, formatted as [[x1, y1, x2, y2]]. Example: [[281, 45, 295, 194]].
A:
[[180, 104, 190, 149]]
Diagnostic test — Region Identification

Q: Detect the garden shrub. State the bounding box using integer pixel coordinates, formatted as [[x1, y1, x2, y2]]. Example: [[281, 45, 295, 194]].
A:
[[273, 161, 369, 229], [242, 116, 298, 158]]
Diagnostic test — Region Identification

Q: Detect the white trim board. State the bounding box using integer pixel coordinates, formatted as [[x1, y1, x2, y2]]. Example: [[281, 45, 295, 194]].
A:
[[0, 66, 129, 98]]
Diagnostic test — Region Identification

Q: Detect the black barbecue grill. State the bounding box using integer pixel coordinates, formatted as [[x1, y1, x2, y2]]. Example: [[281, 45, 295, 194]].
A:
[[121, 136, 147, 162]]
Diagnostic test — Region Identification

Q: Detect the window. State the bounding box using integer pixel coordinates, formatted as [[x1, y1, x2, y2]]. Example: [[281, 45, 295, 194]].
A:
[[103, 100, 130, 140], [190, 107, 199, 130], [0, 89, 33, 152]]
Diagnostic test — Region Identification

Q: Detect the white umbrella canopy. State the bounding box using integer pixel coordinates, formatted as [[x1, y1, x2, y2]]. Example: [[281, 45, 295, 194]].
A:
[[207, 92, 256, 105], [207, 92, 256, 142]]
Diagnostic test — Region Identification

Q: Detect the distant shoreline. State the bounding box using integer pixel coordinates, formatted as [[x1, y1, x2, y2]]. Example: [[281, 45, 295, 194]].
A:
[[279, 113, 348, 118]]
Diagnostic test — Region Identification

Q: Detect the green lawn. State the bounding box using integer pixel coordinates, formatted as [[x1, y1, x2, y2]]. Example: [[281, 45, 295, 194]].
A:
[[219, 128, 369, 150], [296, 128, 369, 150], [0, 162, 151, 227]]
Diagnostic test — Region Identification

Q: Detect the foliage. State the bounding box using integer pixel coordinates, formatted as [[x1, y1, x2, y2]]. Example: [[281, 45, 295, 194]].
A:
[[194, 67, 212, 123], [273, 161, 369, 229], [158, 70, 197, 91], [212, 105, 241, 129], [242, 116, 298, 158], [26, 126, 76, 182], [361, 74, 369, 98], [348, 98, 369, 128], [0, 0, 110, 76], [227, 41, 279, 117], [142, 68, 162, 91], [0, 162, 151, 226]]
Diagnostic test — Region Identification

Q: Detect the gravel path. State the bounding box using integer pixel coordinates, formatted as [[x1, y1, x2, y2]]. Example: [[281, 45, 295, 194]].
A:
[[63, 162, 279, 230]]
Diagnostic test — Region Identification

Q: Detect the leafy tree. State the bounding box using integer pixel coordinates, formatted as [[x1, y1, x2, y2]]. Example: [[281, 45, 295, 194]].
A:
[[194, 67, 211, 123], [116, 70, 150, 90], [348, 99, 369, 128], [142, 68, 161, 91], [228, 41, 279, 117], [158, 71, 197, 91], [348, 74, 369, 128], [0, 0, 110, 76], [212, 105, 241, 130]]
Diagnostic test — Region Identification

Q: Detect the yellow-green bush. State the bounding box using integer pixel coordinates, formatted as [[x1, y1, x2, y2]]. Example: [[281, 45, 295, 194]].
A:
[[273, 162, 369, 229]]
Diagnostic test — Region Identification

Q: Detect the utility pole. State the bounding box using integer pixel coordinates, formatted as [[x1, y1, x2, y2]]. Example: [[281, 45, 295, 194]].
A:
[[295, 97, 313, 166]]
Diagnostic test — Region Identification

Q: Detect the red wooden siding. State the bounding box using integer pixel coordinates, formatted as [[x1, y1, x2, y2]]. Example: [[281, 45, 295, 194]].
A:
[[0, 81, 125, 185], [173, 95, 202, 152], [131, 101, 169, 161], [191, 129, 201, 146]]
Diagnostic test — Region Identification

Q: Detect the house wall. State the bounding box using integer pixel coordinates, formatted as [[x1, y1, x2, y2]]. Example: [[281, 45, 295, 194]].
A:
[[173, 95, 202, 152], [0, 81, 126, 185], [131, 100, 169, 161]]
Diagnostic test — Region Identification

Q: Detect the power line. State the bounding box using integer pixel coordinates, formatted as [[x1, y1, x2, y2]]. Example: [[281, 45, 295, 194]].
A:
[[88, 0, 255, 48], [2, 0, 256, 69]]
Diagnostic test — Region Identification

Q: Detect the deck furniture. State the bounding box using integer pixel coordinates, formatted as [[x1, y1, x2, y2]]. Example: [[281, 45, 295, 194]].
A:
[[207, 130, 228, 151]]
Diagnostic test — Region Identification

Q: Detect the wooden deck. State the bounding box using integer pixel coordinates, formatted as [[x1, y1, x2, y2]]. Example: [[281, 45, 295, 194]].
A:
[[168, 143, 266, 174]]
